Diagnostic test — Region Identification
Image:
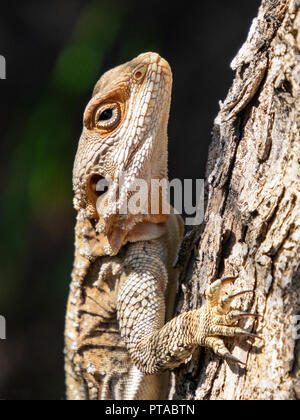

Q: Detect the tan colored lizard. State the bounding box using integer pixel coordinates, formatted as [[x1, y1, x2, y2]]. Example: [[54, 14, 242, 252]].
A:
[[64, 52, 261, 400]]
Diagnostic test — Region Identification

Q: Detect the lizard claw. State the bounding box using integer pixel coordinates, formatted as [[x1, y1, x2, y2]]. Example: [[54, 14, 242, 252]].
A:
[[205, 276, 237, 305], [217, 290, 253, 313], [224, 353, 246, 366], [238, 329, 264, 341], [197, 277, 263, 364]]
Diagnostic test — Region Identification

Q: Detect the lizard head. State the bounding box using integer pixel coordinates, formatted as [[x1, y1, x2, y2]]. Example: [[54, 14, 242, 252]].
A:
[[73, 52, 172, 254]]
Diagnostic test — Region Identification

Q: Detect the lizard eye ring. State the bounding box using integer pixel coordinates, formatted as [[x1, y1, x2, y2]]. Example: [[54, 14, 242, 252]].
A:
[[95, 103, 121, 130]]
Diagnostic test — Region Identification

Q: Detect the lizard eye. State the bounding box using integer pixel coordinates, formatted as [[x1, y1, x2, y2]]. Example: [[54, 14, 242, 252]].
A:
[[95, 103, 121, 130], [99, 108, 113, 121]]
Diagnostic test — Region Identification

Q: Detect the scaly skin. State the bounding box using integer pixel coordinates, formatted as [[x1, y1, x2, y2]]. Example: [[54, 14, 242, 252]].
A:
[[65, 52, 261, 400]]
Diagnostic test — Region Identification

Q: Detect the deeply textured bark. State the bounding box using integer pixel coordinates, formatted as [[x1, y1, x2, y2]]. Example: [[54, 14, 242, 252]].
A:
[[171, 0, 300, 400]]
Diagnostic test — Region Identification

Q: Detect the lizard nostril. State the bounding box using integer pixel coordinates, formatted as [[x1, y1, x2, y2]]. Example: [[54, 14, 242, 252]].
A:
[[133, 65, 147, 82]]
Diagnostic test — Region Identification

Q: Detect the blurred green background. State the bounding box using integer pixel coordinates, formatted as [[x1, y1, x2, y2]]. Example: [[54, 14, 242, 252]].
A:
[[0, 0, 261, 399]]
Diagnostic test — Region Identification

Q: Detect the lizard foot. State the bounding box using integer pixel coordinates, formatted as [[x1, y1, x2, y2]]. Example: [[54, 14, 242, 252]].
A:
[[198, 277, 263, 365]]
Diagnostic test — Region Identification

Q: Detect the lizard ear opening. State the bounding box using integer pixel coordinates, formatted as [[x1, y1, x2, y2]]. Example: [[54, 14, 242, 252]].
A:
[[88, 174, 108, 202]]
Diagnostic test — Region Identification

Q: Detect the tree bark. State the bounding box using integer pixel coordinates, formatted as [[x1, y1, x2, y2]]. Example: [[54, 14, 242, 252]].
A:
[[170, 0, 300, 400]]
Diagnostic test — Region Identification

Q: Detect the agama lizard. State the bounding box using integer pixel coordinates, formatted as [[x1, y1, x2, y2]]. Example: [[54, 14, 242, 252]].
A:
[[64, 52, 260, 400]]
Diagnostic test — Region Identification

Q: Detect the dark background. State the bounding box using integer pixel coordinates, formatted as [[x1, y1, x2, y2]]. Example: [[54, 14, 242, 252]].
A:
[[0, 0, 261, 400]]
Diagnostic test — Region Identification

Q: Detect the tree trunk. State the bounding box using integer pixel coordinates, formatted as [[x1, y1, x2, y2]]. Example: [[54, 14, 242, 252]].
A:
[[170, 0, 300, 400]]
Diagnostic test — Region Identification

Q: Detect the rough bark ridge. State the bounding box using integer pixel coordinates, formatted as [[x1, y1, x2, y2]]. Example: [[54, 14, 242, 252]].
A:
[[171, 0, 300, 400]]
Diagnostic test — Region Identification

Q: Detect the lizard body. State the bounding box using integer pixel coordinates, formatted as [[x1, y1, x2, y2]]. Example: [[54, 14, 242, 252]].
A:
[[65, 52, 260, 400]]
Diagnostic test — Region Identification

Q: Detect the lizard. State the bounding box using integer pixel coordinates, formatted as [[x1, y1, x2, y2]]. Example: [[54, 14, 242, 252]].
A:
[[64, 52, 261, 400]]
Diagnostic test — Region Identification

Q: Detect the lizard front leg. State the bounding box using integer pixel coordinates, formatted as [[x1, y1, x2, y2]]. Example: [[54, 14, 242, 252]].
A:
[[117, 242, 262, 379]]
